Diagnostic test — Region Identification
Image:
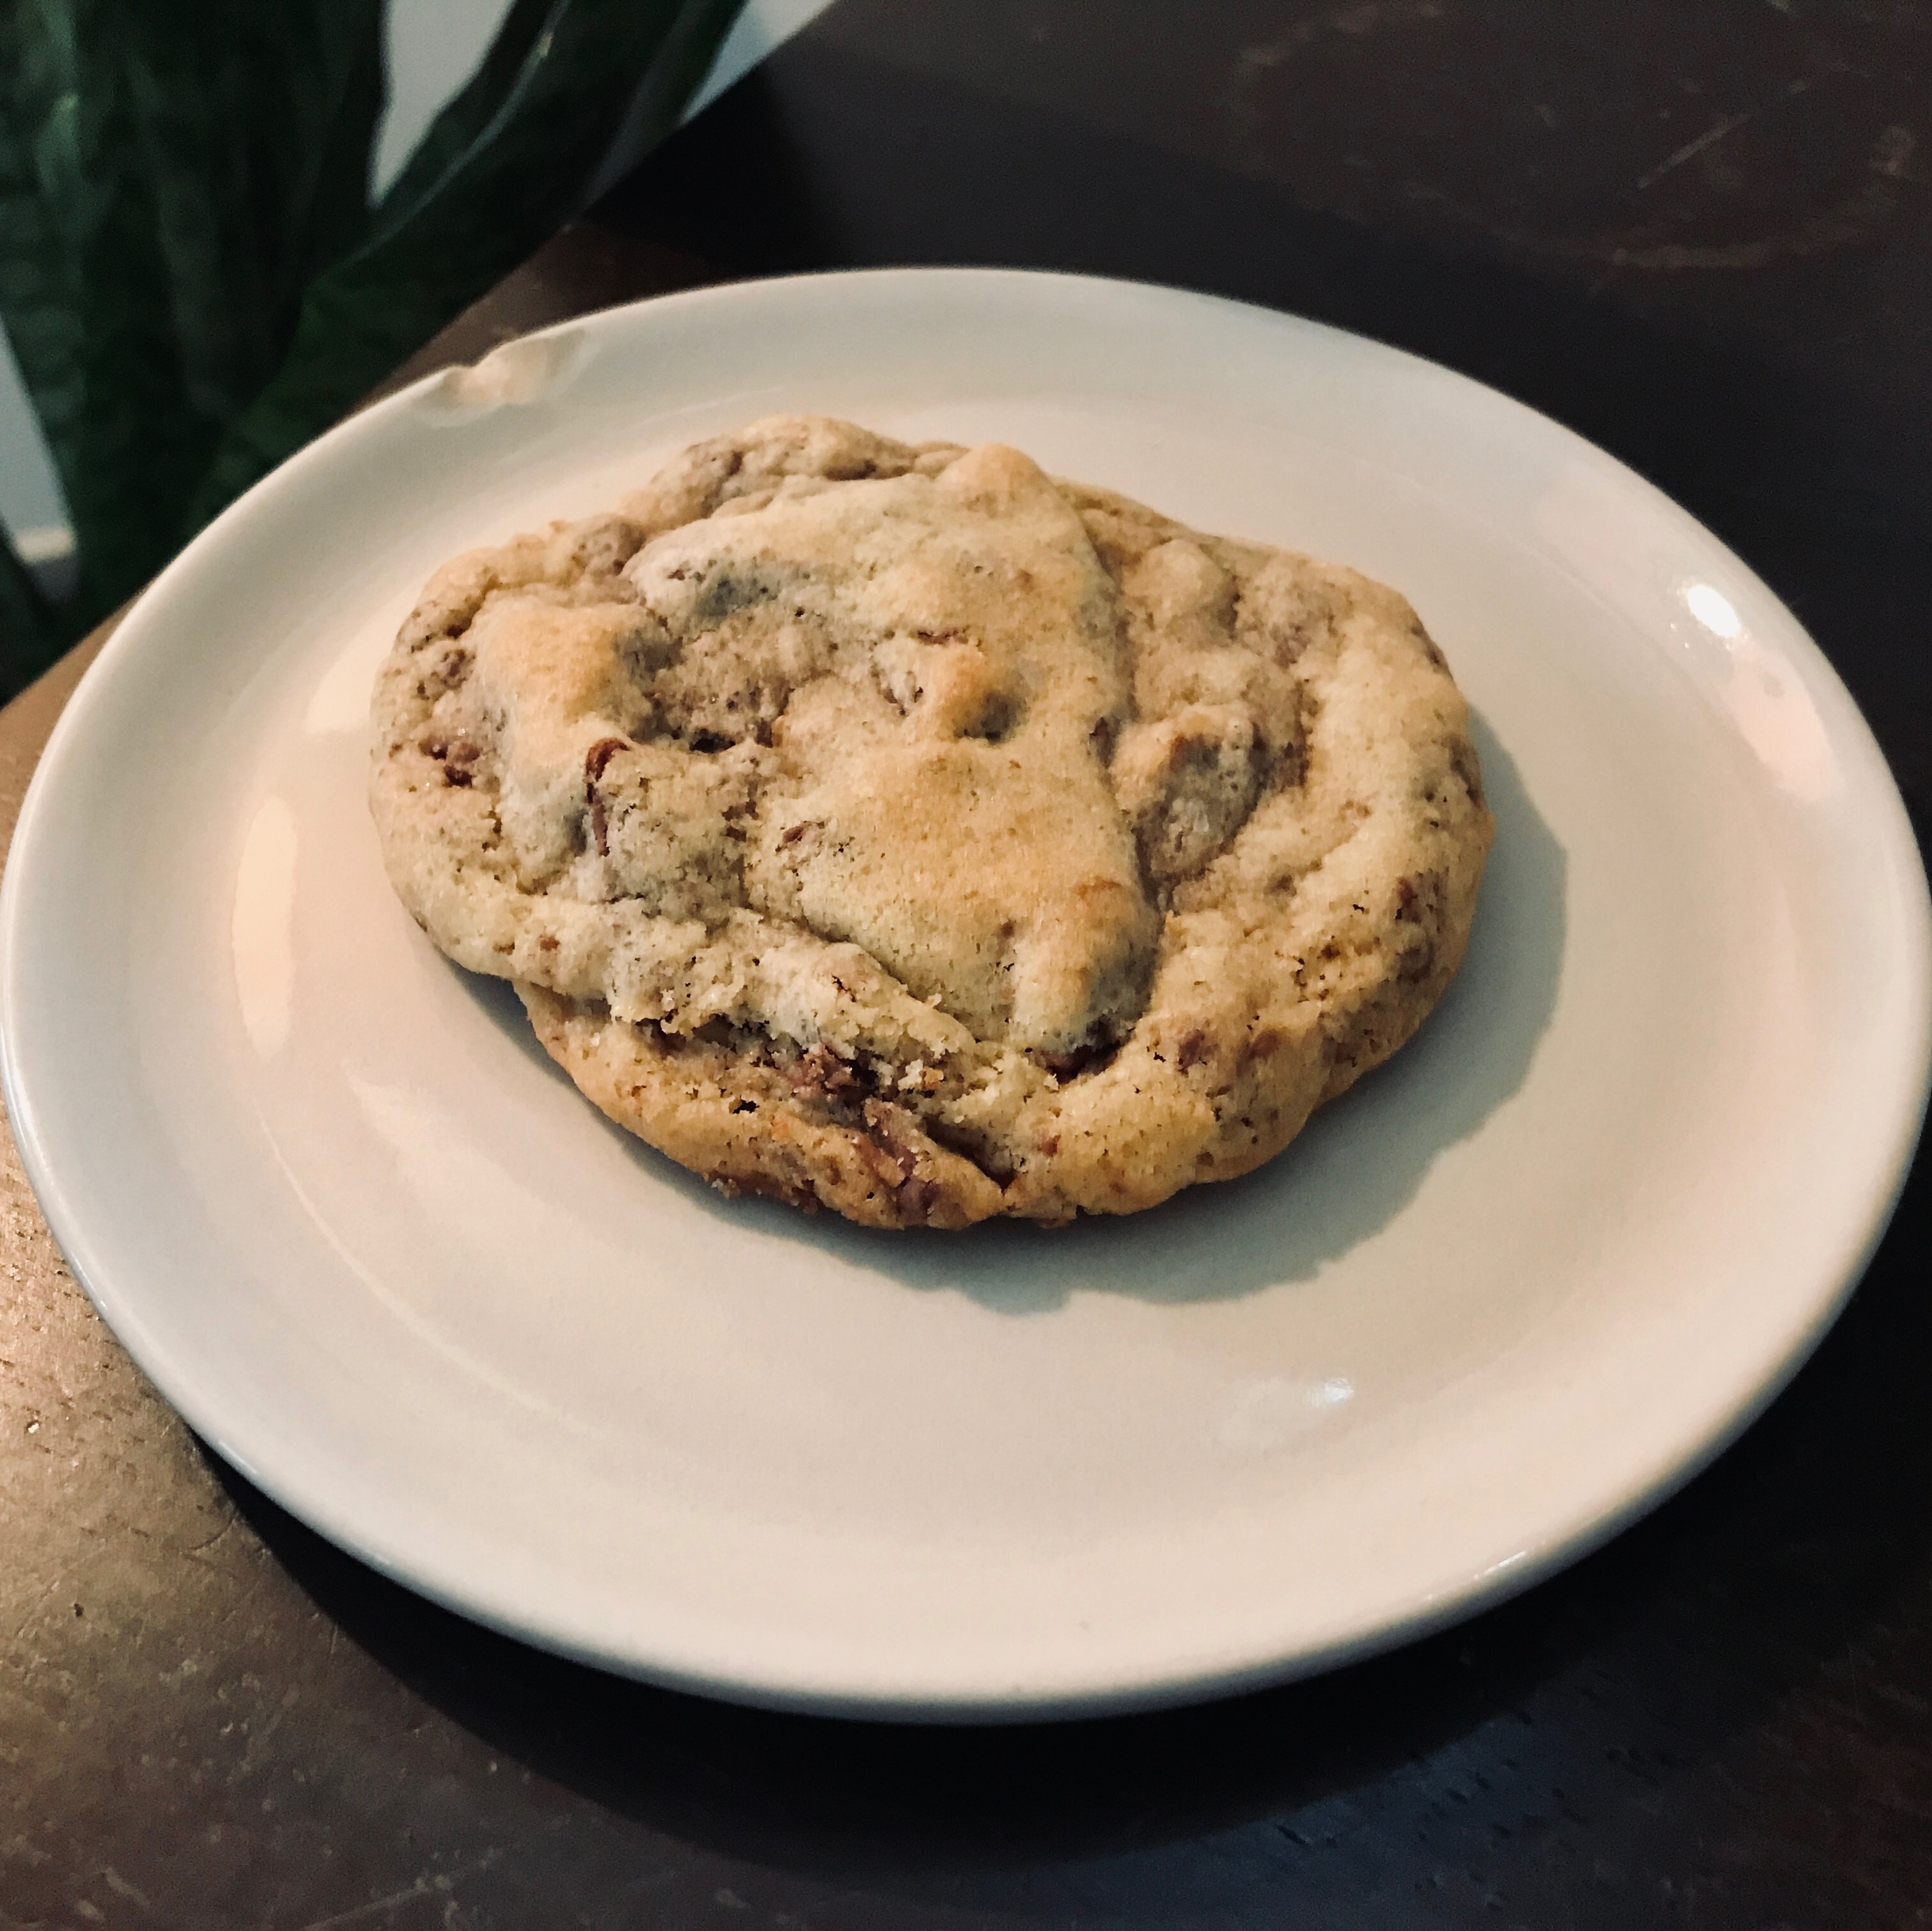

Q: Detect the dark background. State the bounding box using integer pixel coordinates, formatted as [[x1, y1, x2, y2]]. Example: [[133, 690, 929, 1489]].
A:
[[3, 4, 1930, 1925]]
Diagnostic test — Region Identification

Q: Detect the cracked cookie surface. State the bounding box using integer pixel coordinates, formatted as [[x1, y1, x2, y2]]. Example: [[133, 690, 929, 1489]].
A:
[[370, 415, 1493, 1226]]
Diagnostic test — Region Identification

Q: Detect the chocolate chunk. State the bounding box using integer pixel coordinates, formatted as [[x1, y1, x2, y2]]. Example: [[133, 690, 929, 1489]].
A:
[[584, 736, 628, 784], [583, 737, 630, 856]]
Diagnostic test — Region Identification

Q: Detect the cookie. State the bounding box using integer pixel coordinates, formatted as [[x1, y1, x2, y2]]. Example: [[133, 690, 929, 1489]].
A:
[[370, 416, 1493, 1227]]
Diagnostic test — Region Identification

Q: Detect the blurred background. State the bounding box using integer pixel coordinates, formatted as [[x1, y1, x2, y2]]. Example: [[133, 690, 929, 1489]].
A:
[[0, 0, 835, 698]]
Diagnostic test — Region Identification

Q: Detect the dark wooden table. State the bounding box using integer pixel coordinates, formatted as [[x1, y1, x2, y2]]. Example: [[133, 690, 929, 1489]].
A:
[[6, 4, 1931, 1924]]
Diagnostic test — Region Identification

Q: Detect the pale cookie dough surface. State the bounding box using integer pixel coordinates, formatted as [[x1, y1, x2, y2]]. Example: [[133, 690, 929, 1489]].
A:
[[370, 415, 1494, 1227]]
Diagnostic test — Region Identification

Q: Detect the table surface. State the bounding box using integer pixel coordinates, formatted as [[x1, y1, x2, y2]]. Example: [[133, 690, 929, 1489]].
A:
[[6, 4, 1931, 1925]]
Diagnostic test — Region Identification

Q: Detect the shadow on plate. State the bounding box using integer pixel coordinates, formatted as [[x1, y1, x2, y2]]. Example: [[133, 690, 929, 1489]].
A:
[[204, 1136, 1932, 1883], [462, 710, 1564, 1309]]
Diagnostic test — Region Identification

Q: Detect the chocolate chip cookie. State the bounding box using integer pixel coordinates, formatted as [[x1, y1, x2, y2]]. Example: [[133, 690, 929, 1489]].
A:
[[370, 416, 1493, 1226]]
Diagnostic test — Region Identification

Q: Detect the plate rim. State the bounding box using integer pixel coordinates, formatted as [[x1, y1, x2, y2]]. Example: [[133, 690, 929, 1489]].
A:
[[4, 265, 1928, 1720]]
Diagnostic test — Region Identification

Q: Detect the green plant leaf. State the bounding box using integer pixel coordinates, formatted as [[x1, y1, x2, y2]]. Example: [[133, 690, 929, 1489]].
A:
[[186, 0, 748, 528], [371, 0, 562, 228], [0, 5, 80, 501], [0, 17, 68, 701], [1, 0, 206, 635], [0, 0, 748, 701], [116, 0, 385, 425], [1, 0, 387, 641]]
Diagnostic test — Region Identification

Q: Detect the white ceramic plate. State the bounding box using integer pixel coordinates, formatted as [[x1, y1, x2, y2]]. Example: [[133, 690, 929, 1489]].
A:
[[4, 271, 1927, 1720]]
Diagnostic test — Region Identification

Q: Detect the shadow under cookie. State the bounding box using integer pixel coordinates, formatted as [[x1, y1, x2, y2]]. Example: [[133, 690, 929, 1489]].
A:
[[455, 708, 1561, 1308]]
